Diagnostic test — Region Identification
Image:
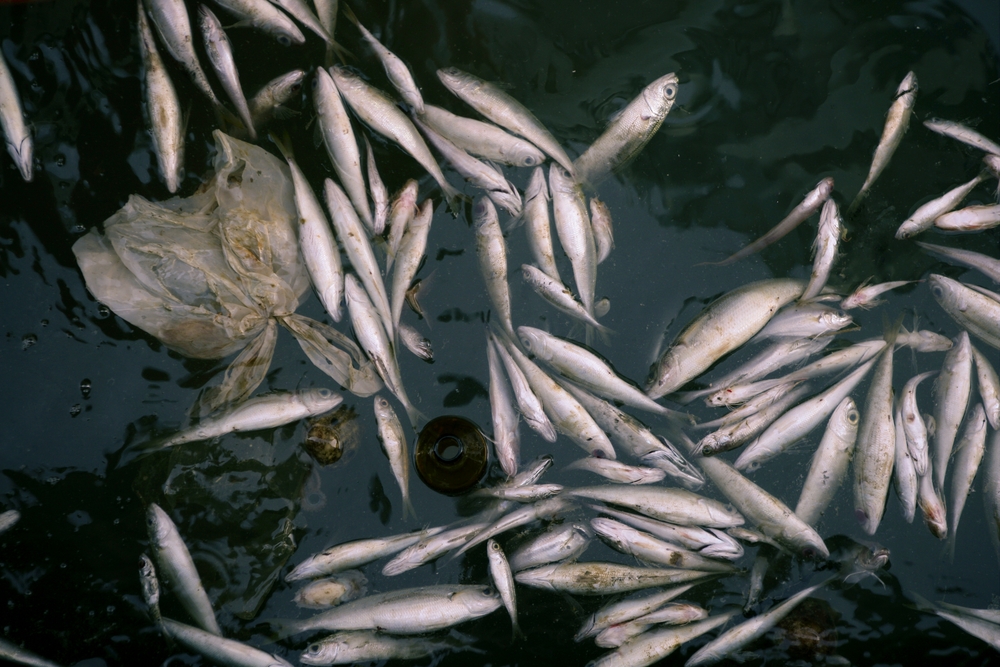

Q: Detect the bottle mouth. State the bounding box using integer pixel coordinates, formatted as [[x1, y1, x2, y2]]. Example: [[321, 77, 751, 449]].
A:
[[415, 415, 489, 495]]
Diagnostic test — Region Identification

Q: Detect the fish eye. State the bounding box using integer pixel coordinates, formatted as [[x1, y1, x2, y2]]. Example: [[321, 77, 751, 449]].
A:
[[306, 643, 320, 654], [138, 557, 147, 568], [482, 586, 495, 596], [317, 388, 332, 398], [802, 547, 816, 558], [847, 409, 859, 424], [278, 35, 291, 47], [664, 84, 677, 99], [523, 155, 536, 166], [931, 285, 943, 298]]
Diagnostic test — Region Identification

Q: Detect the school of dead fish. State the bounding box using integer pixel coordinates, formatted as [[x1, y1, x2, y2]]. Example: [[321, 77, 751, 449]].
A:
[[1, 1, 1000, 666]]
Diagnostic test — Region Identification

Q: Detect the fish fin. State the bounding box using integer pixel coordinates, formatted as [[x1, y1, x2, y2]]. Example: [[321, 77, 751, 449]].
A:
[[402, 496, 418, 522], [341, 2, 362, 27], [268, 105, 300, 121], [883, 313, 904, 346], [268, 131, 294, 161], [511, 618, 526, 643]]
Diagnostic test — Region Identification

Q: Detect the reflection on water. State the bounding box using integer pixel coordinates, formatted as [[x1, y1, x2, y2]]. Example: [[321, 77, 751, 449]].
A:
[[0, 0, 998, 664]]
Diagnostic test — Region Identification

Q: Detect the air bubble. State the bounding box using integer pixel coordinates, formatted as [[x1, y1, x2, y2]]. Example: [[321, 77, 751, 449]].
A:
[[80, 379, 92, 399]]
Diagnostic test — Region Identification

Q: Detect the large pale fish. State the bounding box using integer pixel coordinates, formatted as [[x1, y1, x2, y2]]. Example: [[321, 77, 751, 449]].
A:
[[591, 518, 735, 573], [848, 71, 917, 214], [136, 1, 182, 193], [565, 485, 743, 529], [574, 72, 679, 186], [792, 396, 859, 527], [917, 241, 1000, 284], [147, 503, 221, 635], [313, 67, 374, 233], [212, 0, 305, 45], [592, 506, 743, 560], [158, 389, 342, 448], [514, 562, 712, 595], [474, 198, 514, 336], [647, 278, 806, 399], [332, 66, 461, 209], [896, 175, 985, 239], [928, 274, 1000, 349], [550, 164, 598, 319], [935, 204, 1000, 232], [374, 395, 415, 520], [161, 618, 291, 666], [754, 301, 852, 338], [287, 527, 443, 581], [437, 67, 575, 176], [418, 104, 545, 168], [924, 118, 1000, 155], [522, 168, 561, 280], [932, 331, 972, 490], [199, 6, 255, 139], [595, 603, 708, 649], [711, 178, 833, 266]]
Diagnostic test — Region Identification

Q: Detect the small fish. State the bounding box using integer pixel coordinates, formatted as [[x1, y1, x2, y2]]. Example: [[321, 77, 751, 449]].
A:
[[899, 371, 934, 475], [521, 168, 561, 280], [382, 523, 486, 576], [300, 630, 451, 665], [212, 0, 305, 45], [591, 518, 735, 573], [589, 198, 615, 264], [199, 6, 255, 139], [437, 67, 575, 176], [917, 462, 947, 539], [842, 280, 916, 310], [473, 484, 563, 502], [418, 104, 545, 168], [577, 584, 700, 644], [924, 118, 1000, 155], [917, 241, 1000, 284], [487, 540, 521, 639], [593, 506, 743, 560], [550, 164, 598, 323], [374, 396, 415, 520], [486, 334, 521, 477], [564, 457, 665, 485], [509, 522, 592, 572], [287, 527, 443, 581], [136, 2, 182, 192], [398, 323, 433, 362], [802, 199, 842, 300], [343, 5, 424, 112], [848, 71, 917, 214], [566, 485, 743, 529], [385, 181, 419, 272], [932, 331, 973, 490], [972, 346, 1000, 429], [893, 405, 918, 524], [595, 603, 708, 648], [710, 178, 833, 266], [158, 389, 343, 448], [754, 302, 852, 338], [698, 384, 811, 457], [364, 137, 389, 235], [455, 497, 573, 557], [147, 503, 221, 635], [0, 637, 63, 667], [270, 0, 333, 45], [984, 428, 1000, 568], [293, 570, 368, 608], [947, 403, 988, 561], [138, 553, 162, 627], [474, 198, 514, 337], [163, 618, 293, 666], [248, 69, 305, 131], [896, 175, 985, 239], [490, 329, 557, 443], [896, 328, 954, 352], [935, 204, 1000, 232], [574, 72, 679, 186], [390, 199, 433, 334], [589, 613, 737, 667], [521, 264, 611, 334], [143, 0, 224, 109], [928, 274, 1000, 349]]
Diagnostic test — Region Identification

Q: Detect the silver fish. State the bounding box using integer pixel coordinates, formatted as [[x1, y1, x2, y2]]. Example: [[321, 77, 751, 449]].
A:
[[343, 5, 423, 112], [550, 164, 598, 320], [390, 199, 433, 334], [277, 585, 502, 637], [0, 48, 31, 181], [487, 335, 521, 476], [398, 322, 433, 362], [928, 274, 1000, 349], [755, 301, 852, 337], [917, 241, 1000, 284], [270, 0, 332, 44], [509, 522, 592, 572], [473, 484, 563, 502], [345, 275, 418, 426], [841, 280, 915, 310], [853, 328, 898, 535], [782, 339, 886, 383], [326, 179, 393, 339], [792, 396, 858, 526], [712, 178, 833, 266], [592, 506, 743, 560], [932, 331, 973, 489], [287, 527, 443, 581], [802, 199, 842, 300], [147, 503, 221, 635], [143, 0, 223, 109], [924, 118, 1000, 155], [984, 428, 1000, 567], [474, 198, 514, 336], [199, 6, 255, 139], [899, 371, 934, 475], [418, 103, 545, 168], [848, 71, 917, 214], [589, 612, 737, 667], [935, 203, 1000, 232], [972, 346, 1000, 429], [293, 571, 368, 608], [686, 579, 833, 666], [918, 460, 947, 539], [595, 603, 708, 648], [437, 67, 575, 176], [575, 583, 698, 641], [456, 496, 573, 557], [591, 518, 735, 573], [332, 66, 461, 208], [698, 383, 811, 456], [893, 405, 918, 524], [947, 403, 987, 561], [364, 137, 389, 235], [248, 69, 305, 131], [0, 509, 20, 535], [213, 0, 305, 45], [136, 1, 183, 193], [314, 67, 373, 231], [159, 389, 343, 448], [574, 72, 679, 186], [490, 329, 557, 442], [381, 522, 486, 576], [0, 638, 63, 667], [745, 552, 769, 610], [300, 630, 449, 665], [519, 326, 670, 416], [566, 485, 743, 529], [515, 561, 712, 595], [896, 175, 985, 239], [385, 181, 418, 272], [646, 278, 806, 398], [139, 553, 162, 627], [162, 618, 292, 667], [521, 264, 611, 334], [522, 168, 561, 280], [487, 539, 521, 638], [565, 457, 665, 485], [374, 396, 415, 519]]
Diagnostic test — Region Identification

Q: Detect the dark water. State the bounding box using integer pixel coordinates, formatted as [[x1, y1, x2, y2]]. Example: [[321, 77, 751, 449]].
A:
[[1, 0, 999, 664]]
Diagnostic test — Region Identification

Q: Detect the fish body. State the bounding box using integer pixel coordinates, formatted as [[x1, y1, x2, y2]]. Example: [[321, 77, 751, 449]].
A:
[[698, 383, 811, 456], [522, 168, 561, 279], [199, 6, 255, 139], [362, 138, 388, 235], [270, 0, 332, 44], [0, 509, 20, 535], [647, 279, 806, 398], [139, 553, 163, 627], [456, 497, 573, 556], [385, 180, 418, 271], [595, 603, 708, 648], [896, 175, 985, 238], [332, 66, 461, 208], [899, 371, 935, 474], [591, 518, 734, 573], [137, 1, 183, 192], [419, 104, 545, 168], [313, 68, 373, 231], [160, 389, 343, 447], [841, 281, 914, 310], [575, 583, 697, 641], [143, 0, 223, 108], [0, 48, 31, 181], [984, 429, 1000, 566], [474, 198, 514, 336], [589, 198, 615, 264], [509, 522, 591, 572], [928, 274, 1000, 349], [794, 396, 859, 526], [147, 504, 221, 635], [287, 527, 443, 581], [487, 539, 520, 638], [972, 346, 1000, 429], [374, 396, 415, 519], [390, 199, 433, 334], [802, 199, 841, 299], [300, 631, 448, 665], [589, 613, 737, 667], [437, 67, 575, 175], [932, 331, 973, 489], [574, 73, 679, 186], [565, 457, 665, 485], [162, 618, 292, 666], [935, 204, 1000, 232], [344, 5, 423, 112], [490, 329, 557, 442], [947, 403, 988, 560], [550, 164, 597, 319], [755, 302, 852, 337], [917, 241, 1000, 284], [848, 71, 917, 214], [593, 506, 743, 560], [382, 523, 487, 576], [566, 486, 743, 529], [521, 264, 610, 333], [0, 638, 63, 667], [515, 562, 711, 595], [249, 69, 305, 131], [893, 406, 918, 523], [213, 0, 305, 45], [924, 118, 1000, 155], [487, 335, 521, 476]]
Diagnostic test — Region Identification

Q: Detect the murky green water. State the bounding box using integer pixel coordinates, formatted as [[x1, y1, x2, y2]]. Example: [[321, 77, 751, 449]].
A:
[[1, 0, 998, 664]]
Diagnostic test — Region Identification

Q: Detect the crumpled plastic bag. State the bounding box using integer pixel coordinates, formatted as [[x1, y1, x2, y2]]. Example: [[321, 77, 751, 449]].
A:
[[73, 130, 381, 414]]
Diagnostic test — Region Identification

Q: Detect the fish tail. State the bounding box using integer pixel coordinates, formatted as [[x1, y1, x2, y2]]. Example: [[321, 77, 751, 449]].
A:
[[269, 131, 295, 162], [443, 183, 469, 217], [402, 495, 418, 522], [511, 618, 525, 642], [883, 313, 905, 346], [342, 2, 361, 27]]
